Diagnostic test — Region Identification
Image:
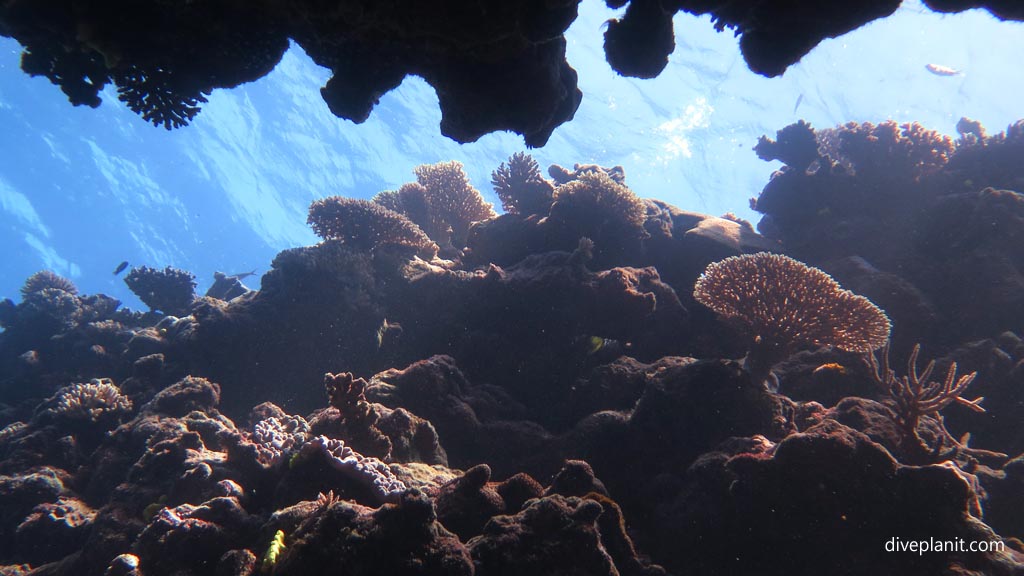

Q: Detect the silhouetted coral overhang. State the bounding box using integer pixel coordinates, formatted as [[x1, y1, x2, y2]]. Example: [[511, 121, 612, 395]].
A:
[[2, 1, 1021, 144]]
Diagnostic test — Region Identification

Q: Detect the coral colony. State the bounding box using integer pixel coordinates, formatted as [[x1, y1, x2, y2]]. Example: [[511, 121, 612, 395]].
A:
[[2, 118, 1024, 575], [3, 5, 1024, 576]]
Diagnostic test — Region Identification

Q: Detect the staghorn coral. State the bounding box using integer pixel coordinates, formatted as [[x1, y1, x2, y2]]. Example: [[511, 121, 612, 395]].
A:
[[307, 196, 438, 258], [20, 271, 77, 297], [490, 152, 555, 216], [866, 343, 989, 463], [124, 266, 197, 316], [694, 252, 890, 388], [413, 161, 496, 251]]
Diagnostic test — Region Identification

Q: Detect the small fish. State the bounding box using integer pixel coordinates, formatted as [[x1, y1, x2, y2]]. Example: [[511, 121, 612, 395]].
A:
[[226, 269, 257, 281], [376, 319, 403, 350], [113, 261, 129, 275], [792, 94, 804, 114], [812, 362, 847, 377], [925, 63, 962, 77], [586, 336, 608, 355]]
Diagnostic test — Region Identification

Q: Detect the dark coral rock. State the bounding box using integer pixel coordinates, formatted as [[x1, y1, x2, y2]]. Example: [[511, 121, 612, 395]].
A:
[[469, 494, 617, 576], [14, 497, 95, 566], [142, 376, 221, 418], [754, 119, 821, 172], [544, 459, 607, 498], [216, 548, 257, 576], [434, 464, 505, 541], [275, 489, 473, 576], [135, 497, 261, 576], [626, 358, 795, 469], [187, 241, 388, 418], [980, 453, 1024, 539], [649, 420, 1017, 576]]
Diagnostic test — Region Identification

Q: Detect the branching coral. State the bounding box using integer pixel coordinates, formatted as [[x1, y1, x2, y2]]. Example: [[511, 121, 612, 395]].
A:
[[693, 252, 891, 387], [112, 65, 210, 130], [372, 183, 433, 235], [37, 378, 132, 426], [866, 343, 991, 462], [490, 152, 555, 216], [412, 161, 496, 250], [817, 120, 954, 181], [124, 266, 197, 316], [548, 171, 647, 245], [307, 197, 438, 258], [323, 372, 393, 459]]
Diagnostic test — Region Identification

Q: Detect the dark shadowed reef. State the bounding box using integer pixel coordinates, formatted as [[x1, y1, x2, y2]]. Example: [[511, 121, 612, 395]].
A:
[[1, 119, 1024, 575], [1, 0, 1021, 147]]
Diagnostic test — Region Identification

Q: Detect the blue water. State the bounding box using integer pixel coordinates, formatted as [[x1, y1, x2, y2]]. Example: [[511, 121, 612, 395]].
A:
[[0, 0, 1021, 310]]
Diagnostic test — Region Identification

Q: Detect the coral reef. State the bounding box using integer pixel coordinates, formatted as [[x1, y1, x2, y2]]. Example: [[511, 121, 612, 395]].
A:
[[4, 141, 1024, 575], [694, 252, 891, 386], [307, 196, 438, 258], [124, 266, 197, 317], [752, 119, 1024, 344]]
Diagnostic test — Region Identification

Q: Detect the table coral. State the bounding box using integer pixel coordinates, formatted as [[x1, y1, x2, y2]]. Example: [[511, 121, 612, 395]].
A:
[[307, 196, 438, 258], [694, 252, 890, 387], [124, 266, 197, 317]]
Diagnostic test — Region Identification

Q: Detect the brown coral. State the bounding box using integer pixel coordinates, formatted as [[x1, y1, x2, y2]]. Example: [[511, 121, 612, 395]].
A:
[[490, 152, 555, 216], [21, 271, 77, 297], [413, 161, 496, 250], [124, 265, 197, 316], [694, 252, 890, 387], [866, 343, 988, 462], [817, 120, 954, 180], [547, 171, 647, 260], [307, 196, 438, 258]]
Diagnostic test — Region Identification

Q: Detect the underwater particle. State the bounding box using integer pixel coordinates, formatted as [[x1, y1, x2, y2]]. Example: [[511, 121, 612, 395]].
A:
[[113, 261, 129, 275], [260, 529, 286, 574], [693, 252, 890, 388]]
